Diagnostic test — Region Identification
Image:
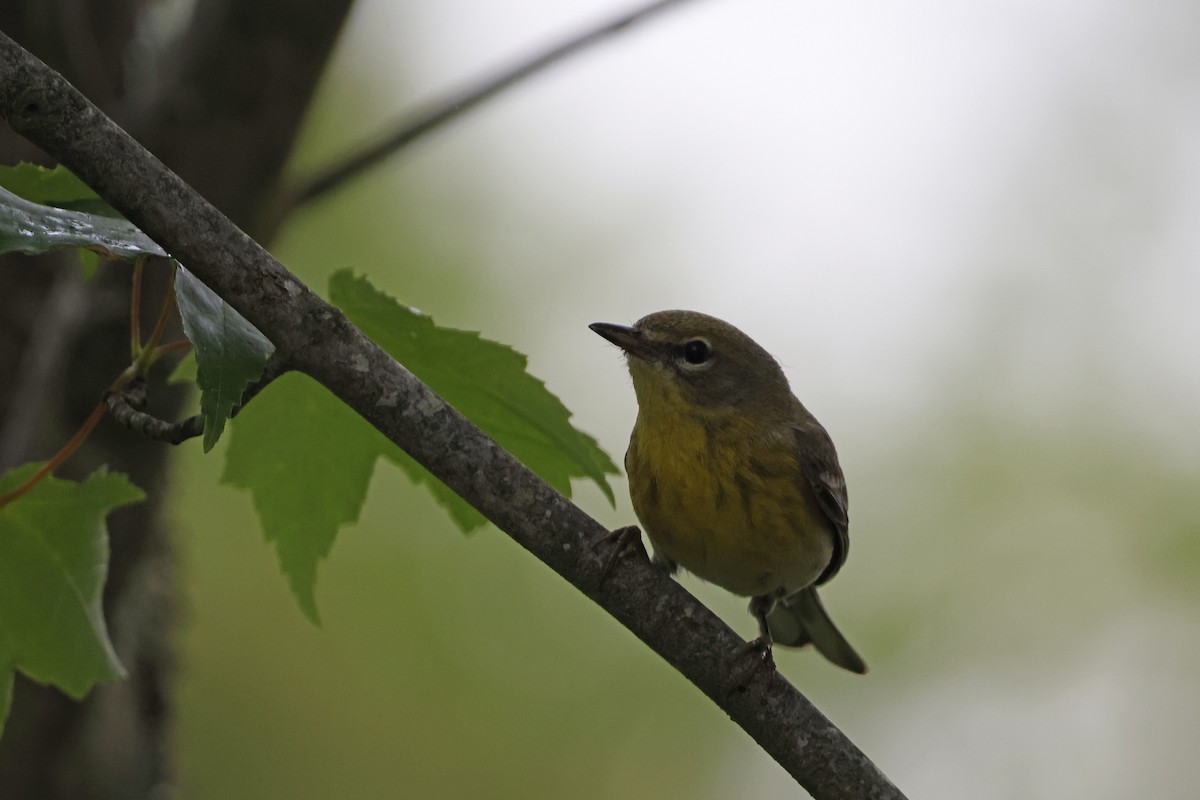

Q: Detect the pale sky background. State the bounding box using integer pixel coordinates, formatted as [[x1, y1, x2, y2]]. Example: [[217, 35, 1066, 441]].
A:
[[307, 0, 1200, 446], [191, 0, 1200, 797]]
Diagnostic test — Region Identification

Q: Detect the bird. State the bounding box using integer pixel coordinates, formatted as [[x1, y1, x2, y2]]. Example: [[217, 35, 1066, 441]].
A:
[[590, 310, 866, 674]]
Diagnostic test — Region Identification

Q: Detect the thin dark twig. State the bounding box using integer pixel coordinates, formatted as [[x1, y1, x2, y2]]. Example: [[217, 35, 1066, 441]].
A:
[[107, 351, 290, 445], [105, 385, 203, 445], [271, 0, 702, 222]]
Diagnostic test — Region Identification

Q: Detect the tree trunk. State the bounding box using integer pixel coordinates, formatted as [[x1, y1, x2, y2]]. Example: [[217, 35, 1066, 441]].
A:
[[0, 3, 354, 796]]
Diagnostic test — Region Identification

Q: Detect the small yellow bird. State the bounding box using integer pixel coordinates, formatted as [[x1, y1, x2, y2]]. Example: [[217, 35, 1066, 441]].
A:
[[591, 310, 866, 674]]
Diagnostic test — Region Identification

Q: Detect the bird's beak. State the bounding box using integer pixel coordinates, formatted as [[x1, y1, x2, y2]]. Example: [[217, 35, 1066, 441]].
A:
[[589, 322, 655, 361]]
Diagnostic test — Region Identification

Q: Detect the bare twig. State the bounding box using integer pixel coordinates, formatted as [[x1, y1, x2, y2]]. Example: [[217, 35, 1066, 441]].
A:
[[105, 383, 203, 445], [0, 32, 906, 800], [263, 0, 704, 232], [107, 350, 290, 445]]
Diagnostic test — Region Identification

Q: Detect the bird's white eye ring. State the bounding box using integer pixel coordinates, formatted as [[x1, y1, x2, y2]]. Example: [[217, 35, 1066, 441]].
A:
[[678, 338, 712, 370]]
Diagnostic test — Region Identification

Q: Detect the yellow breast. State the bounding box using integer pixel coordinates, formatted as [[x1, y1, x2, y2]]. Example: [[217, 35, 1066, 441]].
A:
[[625, 389, 833, 598]]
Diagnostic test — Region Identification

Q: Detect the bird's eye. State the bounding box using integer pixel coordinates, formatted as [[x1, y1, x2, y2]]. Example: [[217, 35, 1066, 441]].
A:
[[681, 339, 711, 365]]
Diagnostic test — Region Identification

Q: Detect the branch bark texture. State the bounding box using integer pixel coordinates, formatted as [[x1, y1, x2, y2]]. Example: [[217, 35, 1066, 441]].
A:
[[0, 31, 906, 800]]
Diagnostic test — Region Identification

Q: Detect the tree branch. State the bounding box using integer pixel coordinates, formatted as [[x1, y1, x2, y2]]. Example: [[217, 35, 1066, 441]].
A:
[[262, 0, 703, 233], [0, 32, 906, 800]]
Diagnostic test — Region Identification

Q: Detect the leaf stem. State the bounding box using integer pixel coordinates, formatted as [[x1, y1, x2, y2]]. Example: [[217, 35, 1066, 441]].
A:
[[0, 400, 107, 509], [1, 262, 185, 509], [151, 338, 191, 358], [0, 365, 137, 509], [130, 256, 144, 359], [144, 263, 176, 352], [135, 263, 178, 373]]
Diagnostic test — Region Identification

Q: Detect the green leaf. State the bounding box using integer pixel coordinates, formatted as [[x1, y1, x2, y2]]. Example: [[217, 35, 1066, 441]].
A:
[[329, 270, 619, 505], [0, 163, 146, 278], [0, 465, 145, 737], [0, 186, 167, 261], [221, 373, 393, 623], [220, 372, 487, 621], [0, 163, 104, 210], [220, 372, 486, 622], [222, 272, 618, 621], [167, 350, 198, 385], [77, 249, 100, 280], [174, 265, 275, 452], [387, 448, 488, 532]]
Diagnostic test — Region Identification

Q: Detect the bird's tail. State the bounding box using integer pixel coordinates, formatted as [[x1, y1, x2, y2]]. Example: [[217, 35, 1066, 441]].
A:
[[766, 586, 867, 674]]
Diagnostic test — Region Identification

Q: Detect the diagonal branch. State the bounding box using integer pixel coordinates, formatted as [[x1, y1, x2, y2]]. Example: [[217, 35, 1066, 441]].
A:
[[0, 33, 906, 800], [263, 0, 704, 233]]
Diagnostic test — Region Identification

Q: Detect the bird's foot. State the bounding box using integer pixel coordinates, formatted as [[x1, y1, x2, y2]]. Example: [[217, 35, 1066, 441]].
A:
[[727, 636, 777, 696], [591, 525, 648, 586]]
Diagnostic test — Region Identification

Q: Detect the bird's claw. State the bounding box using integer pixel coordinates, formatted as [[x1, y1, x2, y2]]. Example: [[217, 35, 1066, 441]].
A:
[[591, 525, 647, 586], [727, 636, 777, 696]]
